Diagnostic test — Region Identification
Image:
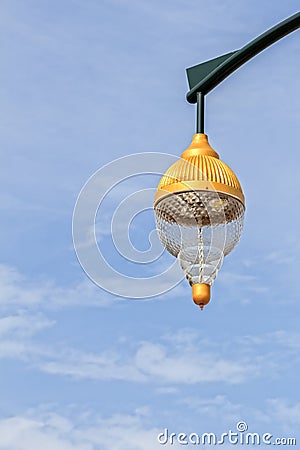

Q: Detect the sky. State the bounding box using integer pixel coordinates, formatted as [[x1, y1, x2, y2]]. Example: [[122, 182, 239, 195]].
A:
[[1, 0, 300, 448]]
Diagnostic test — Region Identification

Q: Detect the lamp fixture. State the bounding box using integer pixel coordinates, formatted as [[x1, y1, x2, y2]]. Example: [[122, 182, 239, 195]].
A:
[[154, 12, 300, 309]]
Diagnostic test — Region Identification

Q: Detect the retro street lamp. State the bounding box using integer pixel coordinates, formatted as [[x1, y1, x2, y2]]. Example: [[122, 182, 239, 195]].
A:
[[154, 12, 300, 310]]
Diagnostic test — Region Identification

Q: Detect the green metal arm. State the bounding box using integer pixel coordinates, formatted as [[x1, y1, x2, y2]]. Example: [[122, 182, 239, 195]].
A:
[[186, 12, 300, 104]]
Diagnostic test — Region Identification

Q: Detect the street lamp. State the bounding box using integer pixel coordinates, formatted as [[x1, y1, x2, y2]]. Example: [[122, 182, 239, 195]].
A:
[[154, 12, 300, 310]]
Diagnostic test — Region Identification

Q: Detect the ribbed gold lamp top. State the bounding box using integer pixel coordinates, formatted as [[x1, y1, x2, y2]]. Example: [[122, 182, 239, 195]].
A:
[[155, 134, 245, 205]]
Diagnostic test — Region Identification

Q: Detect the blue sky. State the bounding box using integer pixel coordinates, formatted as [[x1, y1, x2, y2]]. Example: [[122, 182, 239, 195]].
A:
[[1, 1, 300, 448]]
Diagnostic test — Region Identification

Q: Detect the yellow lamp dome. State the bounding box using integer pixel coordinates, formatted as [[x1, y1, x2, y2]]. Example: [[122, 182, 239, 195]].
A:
[[155, 133, 244, 206], [154, 133, 245, 309]]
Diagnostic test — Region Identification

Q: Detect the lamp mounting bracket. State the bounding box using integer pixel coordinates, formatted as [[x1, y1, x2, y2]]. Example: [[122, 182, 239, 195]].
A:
[[186, 11, 300, 104]]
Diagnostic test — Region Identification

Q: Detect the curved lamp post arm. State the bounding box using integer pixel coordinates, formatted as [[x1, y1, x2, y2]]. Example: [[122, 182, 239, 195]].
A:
[[187, 12, 300, 103], [186, 12, 300, 131]]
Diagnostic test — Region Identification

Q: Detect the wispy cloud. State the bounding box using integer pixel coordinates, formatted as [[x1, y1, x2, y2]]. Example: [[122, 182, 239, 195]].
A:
[[0, 264, 299, 388], [0, 321, 260, 385], [0, 260, 186, 313], [38, 348, 147, 383], [0, 264, 113, 310], [241, 330, 300, 355], [134, 341, 250, 384], [180, 394, 242, 423], [1, 397, 299, 450], [178, 393, 300, 437], [0, 313, 54, 339], [266, 398, 300, 432], [0, 407, 170, 450]]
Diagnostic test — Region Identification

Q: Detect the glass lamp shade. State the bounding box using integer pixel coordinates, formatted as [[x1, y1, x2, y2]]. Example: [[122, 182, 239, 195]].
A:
[[154, 134, 245, 309]]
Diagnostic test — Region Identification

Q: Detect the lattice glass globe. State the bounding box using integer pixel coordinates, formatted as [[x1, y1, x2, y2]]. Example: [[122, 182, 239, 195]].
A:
[[154, 134, 245, 309]]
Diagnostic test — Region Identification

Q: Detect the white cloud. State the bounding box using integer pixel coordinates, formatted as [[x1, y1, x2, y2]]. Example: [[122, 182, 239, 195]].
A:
[[0, 257, 187, 310], [264, 250, 296, 265], [0, 264, 113, 310], [0, 310, 146, 382], [38, 347, 147, 383], [0, 312, 54, 361], [180, 395, 242, 424], [135, 341, 250, 384], [37, 334, 253, 385], [2, 398, 298, 450], [0, 313, 54, 338], [0, 287, 297, 388], [16, 336, 252, 385], [0, 416, 89, 450], [0, 323, 257, 385], [0, 312, 257, 385], [155, 386, 179, 395], [1, 264, 255, 387], [267, 398, 300, 430], [0, 409, 174, 450], [241, 330, 300, 353], [218, 271, 257, 285], [178, 393, 300, 439]]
